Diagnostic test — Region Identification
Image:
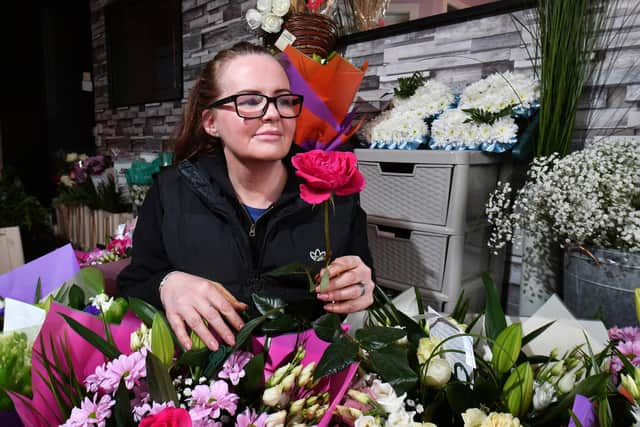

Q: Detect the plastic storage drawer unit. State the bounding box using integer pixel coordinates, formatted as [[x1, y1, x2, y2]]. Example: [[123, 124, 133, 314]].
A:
[[355, 149, 503, 311]]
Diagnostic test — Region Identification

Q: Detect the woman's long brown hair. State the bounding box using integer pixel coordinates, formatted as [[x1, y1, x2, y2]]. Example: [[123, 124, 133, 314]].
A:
[[172, 42, 274, 162]]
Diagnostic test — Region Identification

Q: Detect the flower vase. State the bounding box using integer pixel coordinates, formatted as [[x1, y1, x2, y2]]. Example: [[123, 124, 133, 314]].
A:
[[282, 13, 338, 58], [519, 226, 562, 316], [564, 248, 640, 327]]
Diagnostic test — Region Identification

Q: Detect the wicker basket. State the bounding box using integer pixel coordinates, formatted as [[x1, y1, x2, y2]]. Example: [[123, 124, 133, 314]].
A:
[[283, 13, 338, 58]]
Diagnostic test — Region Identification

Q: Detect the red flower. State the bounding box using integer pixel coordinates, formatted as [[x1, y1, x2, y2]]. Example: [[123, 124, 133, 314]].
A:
[[139, 407, 192, 427], [291, 150, 365, 204], [306, 0, 323, 12]]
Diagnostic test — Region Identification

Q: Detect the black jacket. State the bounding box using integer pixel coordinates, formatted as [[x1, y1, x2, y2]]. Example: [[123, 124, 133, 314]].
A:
[[117, 147, 373, 317]]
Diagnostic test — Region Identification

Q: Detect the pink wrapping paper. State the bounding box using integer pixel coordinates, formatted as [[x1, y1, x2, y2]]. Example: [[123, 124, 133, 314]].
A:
[[252, 328, 358, 427], [10, 303, 141, 427]]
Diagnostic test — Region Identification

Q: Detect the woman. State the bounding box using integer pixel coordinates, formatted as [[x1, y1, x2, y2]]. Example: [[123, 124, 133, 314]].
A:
[[118, 42, 374, 352]]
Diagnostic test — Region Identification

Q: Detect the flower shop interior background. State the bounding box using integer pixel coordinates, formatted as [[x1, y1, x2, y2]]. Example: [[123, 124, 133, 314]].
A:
[[1, 0, 640, 321]]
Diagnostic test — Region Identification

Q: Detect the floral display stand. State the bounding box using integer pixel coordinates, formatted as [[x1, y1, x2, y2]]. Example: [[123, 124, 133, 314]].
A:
[[54, 204, 133, 250]]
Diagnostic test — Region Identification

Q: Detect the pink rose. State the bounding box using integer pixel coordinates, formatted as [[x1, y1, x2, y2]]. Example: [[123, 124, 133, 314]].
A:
[[139, 407, 192, 427], [107, 235, 132, 257], [292, 150, 366, 204]]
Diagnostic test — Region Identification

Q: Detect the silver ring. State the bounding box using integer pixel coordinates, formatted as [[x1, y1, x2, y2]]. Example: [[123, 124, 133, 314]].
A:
[[358, 281, 366, 297]]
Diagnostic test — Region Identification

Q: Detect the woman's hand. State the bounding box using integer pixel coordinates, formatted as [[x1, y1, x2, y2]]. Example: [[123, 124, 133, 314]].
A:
[[159, 272, 248, 351], [315, 255, 374, 314]]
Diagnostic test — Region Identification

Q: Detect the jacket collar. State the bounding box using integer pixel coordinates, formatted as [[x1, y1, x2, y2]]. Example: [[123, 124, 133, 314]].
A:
[[177, 145, 307, 214]]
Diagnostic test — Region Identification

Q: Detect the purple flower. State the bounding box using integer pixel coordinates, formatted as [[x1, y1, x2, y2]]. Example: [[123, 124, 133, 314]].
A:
[[85, 363, 110, 393], [84, 305, 101, 316], [61, 394, 115, 427], [235, 407, 268, 427], [218, 351, 253, 386], [609, 326, 640, 342], [188, 381, 239, 422], [88, 349, 147, 393], [611, 340, 640, 375]]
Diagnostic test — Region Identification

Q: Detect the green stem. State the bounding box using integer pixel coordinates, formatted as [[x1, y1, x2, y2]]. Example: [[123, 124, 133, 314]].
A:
[[323, 199, 332, 267]]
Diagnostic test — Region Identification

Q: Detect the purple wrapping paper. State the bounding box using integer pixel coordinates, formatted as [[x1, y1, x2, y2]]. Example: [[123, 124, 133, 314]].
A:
[[569, 394, 597, 427], [0, 244, 79, 302]]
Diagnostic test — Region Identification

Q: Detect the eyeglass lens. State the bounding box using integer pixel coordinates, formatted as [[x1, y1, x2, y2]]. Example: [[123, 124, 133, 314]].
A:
[[235, 94, 302, 118]]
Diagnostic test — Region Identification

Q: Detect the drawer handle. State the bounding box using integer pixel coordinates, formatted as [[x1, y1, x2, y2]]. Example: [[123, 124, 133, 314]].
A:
[[376, 224, 412, 240], [379, 162, 415, 174]]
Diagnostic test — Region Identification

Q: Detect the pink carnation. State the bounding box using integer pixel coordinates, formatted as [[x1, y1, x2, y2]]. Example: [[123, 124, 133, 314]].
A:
[[188, 381, 239, 423], [609, 326, 640, 342], [235, 408, 268, 427]]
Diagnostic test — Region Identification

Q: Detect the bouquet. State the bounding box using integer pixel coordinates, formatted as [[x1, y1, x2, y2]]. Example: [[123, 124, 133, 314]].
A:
[[245, 0, 292, 36], [321, 275, 625, 426], [10, 293, 360, 426], [74, 220, 136, 266]]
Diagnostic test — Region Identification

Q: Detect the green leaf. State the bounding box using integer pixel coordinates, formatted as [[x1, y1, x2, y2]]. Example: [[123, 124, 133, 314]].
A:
[[146, 351, 178, 405], [355, 326, 406, 351], [77, 266, 106, 295], [483, 272, 507, 341], [237, 352, 265, 398], [67, 285, 85, 310], [394, 309, 427, 346], [262, 314, 300, 333], [113, 379, 135, 426], [314, 336, 359, 379], [34, 277, 42, 303], [151, 312, 175, 366], [128, 297, 160, 326], [232, 309, 276, 353], [369, 344, 418, 395], [59, 313, 120, 360], [176, 348, 210, 369], [492, 323, 522, 375], [252, 295, 286, 318], [203, 346, 232, 378], [522, 320, 555, 347], [312, 313, 343, 342], [502, 361, 533, 418]]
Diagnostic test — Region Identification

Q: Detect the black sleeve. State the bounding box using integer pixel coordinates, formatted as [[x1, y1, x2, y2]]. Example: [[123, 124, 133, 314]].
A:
[[347, 198, 376, 282], [117, 179, 172, 310]]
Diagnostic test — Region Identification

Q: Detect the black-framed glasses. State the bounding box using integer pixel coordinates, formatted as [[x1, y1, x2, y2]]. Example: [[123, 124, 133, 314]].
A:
[[207, 93, 304, 119]]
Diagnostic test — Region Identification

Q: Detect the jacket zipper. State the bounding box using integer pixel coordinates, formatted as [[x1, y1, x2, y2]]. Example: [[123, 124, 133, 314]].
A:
[[240, 204, 273, 238]]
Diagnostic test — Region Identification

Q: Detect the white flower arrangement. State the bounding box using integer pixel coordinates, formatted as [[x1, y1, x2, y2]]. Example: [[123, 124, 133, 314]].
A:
[[460, 71, 539, 114], [370, 80, 454, 148], [245, 0, 291, 34], [487, 137, 640, 253], [430, 109, 519, 150]]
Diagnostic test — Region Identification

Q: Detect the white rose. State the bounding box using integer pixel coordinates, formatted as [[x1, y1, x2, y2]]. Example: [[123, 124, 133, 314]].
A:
[[385, 409, 413, 427], [479, 412, 521, 427], [265, 410, 287, 427], [370, 380, 405, 413], [271, 0, 290, 16], [532, 381, 557, 411], [256, 0, 272, 12], [262, 384, 284, 407], [78, 153, 88, 161], [355, 415, 381, 427], [65, 152, 78, 162], [416, 337, 440, 365], [245, 8, 263, 30], [261, 13, 283, 33], [461, 408, 487, 427], [423, 358, 452, 387]]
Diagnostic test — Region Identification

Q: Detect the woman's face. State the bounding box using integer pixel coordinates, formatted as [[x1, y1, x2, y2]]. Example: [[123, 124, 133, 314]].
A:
[[204, 54, 297, 164]]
